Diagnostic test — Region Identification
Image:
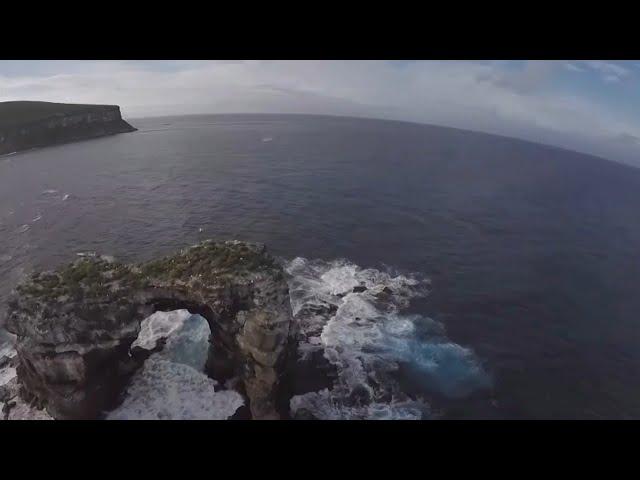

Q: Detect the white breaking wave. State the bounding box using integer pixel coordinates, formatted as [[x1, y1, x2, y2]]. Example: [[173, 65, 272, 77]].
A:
[[131, 310, 210, 370], [106, 357, 244, 420], [284, 257, 491, 420], [290, 389, 428, 420], [0, 357, 53, 422], [0, 336, 54, 420], [0, 339, 16, 361], [0, 366, 16, 387], [107, 310, 243, 420], [130, 310, 187, 351], [0, 339, 29, 420]]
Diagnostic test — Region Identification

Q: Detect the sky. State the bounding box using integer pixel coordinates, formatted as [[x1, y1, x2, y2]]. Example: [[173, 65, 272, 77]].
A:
[[1, 60, 640, 166]]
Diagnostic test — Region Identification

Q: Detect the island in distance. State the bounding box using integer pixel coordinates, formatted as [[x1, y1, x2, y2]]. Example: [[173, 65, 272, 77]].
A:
[[0, 101, 136, 155]]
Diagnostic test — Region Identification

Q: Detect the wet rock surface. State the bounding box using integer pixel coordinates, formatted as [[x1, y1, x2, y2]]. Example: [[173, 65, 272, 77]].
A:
[[4, 240, 294, 420]]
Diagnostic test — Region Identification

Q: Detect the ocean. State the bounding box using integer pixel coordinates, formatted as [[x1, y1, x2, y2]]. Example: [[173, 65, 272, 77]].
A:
[[2, 114, 640, 419]]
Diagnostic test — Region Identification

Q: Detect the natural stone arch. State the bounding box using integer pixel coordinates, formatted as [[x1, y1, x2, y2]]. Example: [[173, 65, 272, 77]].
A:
[[5, 241, 294, 420]]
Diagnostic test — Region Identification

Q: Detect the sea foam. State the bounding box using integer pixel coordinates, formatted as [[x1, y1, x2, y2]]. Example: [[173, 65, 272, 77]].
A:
[[284, 257, 491, 420], [106, 310, 243, 420]]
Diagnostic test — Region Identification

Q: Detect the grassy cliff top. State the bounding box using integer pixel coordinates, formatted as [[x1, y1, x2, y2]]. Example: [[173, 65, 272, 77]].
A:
[[12, 240, 279, 304], [0, 101, 120, 129]]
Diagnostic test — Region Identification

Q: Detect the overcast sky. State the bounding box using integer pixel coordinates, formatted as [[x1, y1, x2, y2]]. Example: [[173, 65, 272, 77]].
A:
[[1, 60, 640, 166]]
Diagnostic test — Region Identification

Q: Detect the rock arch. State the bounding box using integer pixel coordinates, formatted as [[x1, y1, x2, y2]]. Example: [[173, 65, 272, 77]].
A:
[[5, 241, 294, 420]]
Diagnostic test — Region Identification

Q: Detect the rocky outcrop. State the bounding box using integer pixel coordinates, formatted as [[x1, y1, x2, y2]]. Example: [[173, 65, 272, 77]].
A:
[[4, 240, 294, 420], [0, 101, 136, 155]]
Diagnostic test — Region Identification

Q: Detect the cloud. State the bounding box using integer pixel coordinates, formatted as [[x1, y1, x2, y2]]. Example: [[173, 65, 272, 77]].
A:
[[611, 132, 640, 146], [582, 60, 631, 83], [564, 62, 584, 72], [478, 60, 557, 94], [563, 60, 634, 85], [584, 61, 629, 77], [603, 74, 621, 84], [1, 60, 639, 165]]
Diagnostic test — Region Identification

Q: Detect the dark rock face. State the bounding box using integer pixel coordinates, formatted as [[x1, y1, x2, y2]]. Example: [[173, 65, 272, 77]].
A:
[[5, 240, 294, 420], [0, 101, 136, 155]]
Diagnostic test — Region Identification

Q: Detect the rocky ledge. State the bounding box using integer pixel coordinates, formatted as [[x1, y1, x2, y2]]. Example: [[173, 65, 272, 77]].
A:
[[4, 240, 294, 420]]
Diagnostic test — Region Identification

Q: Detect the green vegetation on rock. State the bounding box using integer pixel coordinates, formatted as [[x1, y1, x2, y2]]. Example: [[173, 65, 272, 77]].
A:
[[14, 241, 279, 305]]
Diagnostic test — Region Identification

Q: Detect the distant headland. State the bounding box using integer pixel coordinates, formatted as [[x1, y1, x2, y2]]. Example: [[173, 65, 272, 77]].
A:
[[0, 101, 136, 155]]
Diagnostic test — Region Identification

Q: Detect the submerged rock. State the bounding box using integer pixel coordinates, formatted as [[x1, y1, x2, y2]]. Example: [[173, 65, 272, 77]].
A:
[[5, 240, 294, 420]]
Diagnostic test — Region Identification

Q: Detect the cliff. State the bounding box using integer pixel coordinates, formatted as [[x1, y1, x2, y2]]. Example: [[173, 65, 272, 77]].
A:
[[4, 240, 294, 420], [0, 101, 137, 155]]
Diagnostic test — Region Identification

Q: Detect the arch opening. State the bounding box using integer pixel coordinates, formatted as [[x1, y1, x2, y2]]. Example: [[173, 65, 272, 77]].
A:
[[106, 306, 247, 420], [141, 296, 243, 385]]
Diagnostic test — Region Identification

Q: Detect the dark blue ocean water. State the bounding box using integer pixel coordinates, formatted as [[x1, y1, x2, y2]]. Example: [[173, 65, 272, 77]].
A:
[[1, 114, 640, 419]]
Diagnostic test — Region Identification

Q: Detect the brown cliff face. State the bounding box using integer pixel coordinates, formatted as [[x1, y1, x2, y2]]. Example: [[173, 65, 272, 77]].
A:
[[0, 101, 137, 155]]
